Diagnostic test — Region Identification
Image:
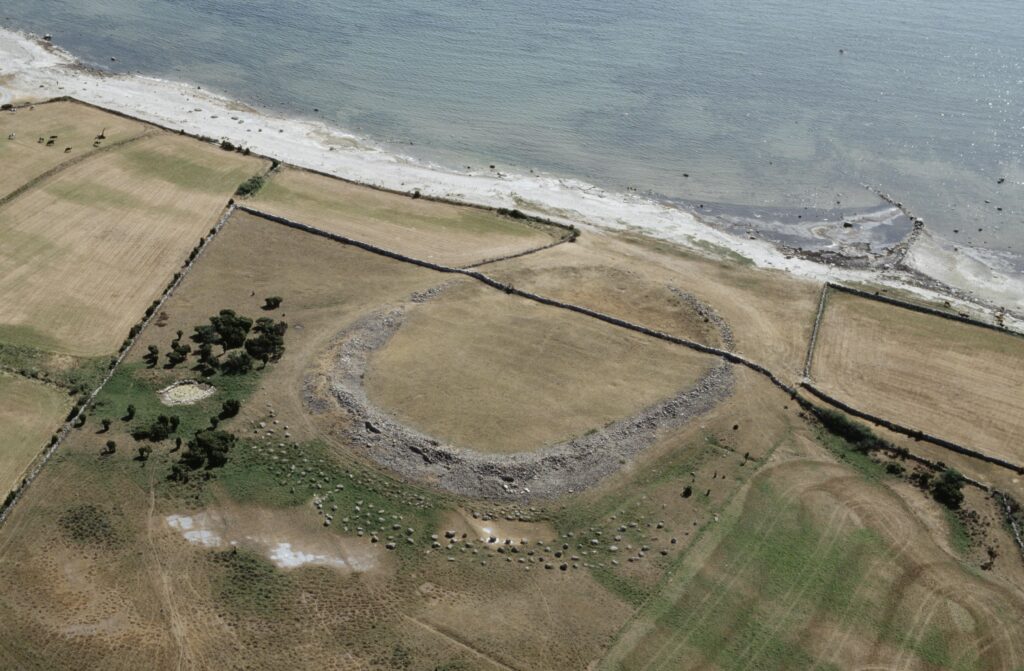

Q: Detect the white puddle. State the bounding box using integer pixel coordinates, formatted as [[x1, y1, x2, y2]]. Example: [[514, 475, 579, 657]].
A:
[[269, 542, 348, 569], [166, 513, 223, 547], [164, 510, 378, 571]]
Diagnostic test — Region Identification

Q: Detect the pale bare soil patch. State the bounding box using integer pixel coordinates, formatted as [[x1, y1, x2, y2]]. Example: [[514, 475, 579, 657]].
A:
[[163, 502, 386, 573], [250, 166, 561, 266], [438, 509, 556, 546], [0, 101, 148, 198], [812, 290, 1024, 464], [157, 380, 215, 406], [365, 279, 717, 454], [0, 133, 265, 356], [0, 372, 69, 493]]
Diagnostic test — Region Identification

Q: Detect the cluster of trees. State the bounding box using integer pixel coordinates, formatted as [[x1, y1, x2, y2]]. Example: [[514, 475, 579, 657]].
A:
[[132, 414, 180, 442], [170, 429, 236, 482], [158, 307, 287, 376]]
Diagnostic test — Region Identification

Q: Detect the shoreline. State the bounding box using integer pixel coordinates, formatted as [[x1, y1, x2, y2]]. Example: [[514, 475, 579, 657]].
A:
[[1, 25, 1021, 329]]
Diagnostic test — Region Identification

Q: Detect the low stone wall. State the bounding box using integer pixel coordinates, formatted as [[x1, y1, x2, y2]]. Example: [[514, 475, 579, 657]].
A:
[[827, 282, 1022, 339], [44, 97, 578, 244], [0, 204, 238, 525], [802, 284, 830, 380], [799, 382, 1024, 475], [0, 129, 153, 209]]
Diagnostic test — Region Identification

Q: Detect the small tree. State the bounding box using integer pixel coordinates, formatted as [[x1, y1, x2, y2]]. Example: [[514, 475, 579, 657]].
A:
[[221, 351, 254, 375], [137, 445, 152, 461], [125, 404, 136, 421], [220, 399, 241, 419], [104, 440, 116, 455], [144, 345, 160, 368], [932, 468, 965, 509], [100, 418, 112, 433], [262, 296, 283, 310]]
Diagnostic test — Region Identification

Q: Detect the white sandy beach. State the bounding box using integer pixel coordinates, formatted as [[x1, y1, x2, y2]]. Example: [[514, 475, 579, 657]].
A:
[[1, 26, 1021, 326]]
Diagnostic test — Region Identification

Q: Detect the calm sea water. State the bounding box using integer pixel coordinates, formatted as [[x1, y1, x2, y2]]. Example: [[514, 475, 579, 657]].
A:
[[4, 0, 1023, 256]]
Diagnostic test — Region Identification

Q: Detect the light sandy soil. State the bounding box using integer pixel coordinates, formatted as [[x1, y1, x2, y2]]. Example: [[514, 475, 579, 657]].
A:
[[364, 279, 718, 454], [157, 380, 216, 406], [0, 101, 149, 198], [0, 372, 69, 493], [250, 167, 562, 266], [0, 132, 265, 356], [812, 290, 1024, 464]]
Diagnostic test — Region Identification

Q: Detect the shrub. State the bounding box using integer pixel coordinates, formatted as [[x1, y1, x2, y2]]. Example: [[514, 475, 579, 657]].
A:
[[234, 174, 265, 197], [814, 408, 890, 453], [221, 351, 254, 375], [932, 468, 965, 509], [220, 399, 241, 419], [262, 296, 283, 310]]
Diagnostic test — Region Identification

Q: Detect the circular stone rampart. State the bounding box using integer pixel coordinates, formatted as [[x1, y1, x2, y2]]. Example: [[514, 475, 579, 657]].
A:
[[306, 289, 734, 500]]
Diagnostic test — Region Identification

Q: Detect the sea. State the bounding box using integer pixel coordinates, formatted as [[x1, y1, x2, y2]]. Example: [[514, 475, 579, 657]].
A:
[[3, 0, 1023, 264]]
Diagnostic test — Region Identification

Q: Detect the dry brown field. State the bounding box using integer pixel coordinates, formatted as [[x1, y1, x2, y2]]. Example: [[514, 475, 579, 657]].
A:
[[812, 290, 1024, 464], [0, 372, 70, 494], [249, 166, 562, 266], [365, 278, 718, 454], [0, 133, 265, 356], [488, 230, 822, 381], [2, 106, 1023, 671], [0, 101, 149, 198]]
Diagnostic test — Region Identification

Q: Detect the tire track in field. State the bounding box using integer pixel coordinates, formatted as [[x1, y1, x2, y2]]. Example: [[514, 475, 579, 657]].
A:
[[402, 615, 520, 671], [637, 462, 831, 671]]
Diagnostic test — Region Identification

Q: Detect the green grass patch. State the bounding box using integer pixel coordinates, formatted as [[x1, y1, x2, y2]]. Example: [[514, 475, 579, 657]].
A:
[[624, 478, 887, 671], [119, 141, 255, 194], [944, 508, 972, 557], [256, 175, 542, 239], [232, 438, 444, 562], [0, 333, 109, 393], [90, 361, 259, 440]]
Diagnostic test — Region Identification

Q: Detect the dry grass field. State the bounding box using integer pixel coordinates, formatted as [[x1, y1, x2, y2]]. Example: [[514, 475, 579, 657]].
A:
[[600, 457, 1024, 671], [249, 167, 562, 266], [812, 290, 1024, 464], [0, 101, 149, 198], [2, 103, 1024, 671], [0, 372, 69, 494], [0, 133, 265, 356], [365, 279, 718, 453], [488, 230, 821, 380]]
